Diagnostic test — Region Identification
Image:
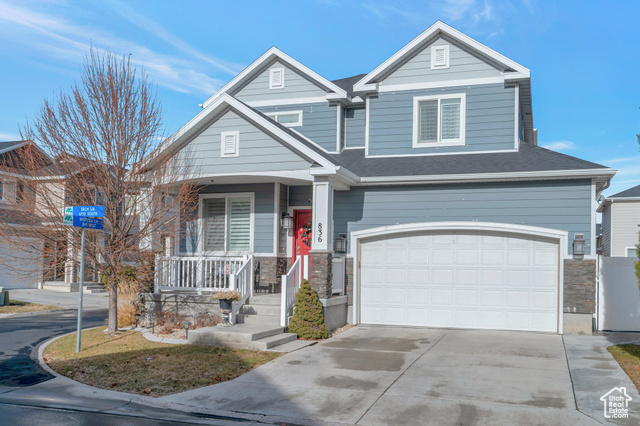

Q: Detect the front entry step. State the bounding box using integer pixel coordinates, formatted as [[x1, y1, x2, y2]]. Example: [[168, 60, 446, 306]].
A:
[[188, 324, 300, 351]]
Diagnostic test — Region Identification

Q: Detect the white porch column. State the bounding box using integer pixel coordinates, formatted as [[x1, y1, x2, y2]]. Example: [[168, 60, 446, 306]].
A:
[[312, 178, 334, 251], [310, 178, 334, 298]]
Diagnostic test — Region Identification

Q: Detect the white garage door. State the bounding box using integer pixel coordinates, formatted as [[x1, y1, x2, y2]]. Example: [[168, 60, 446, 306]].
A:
[[360, 231, 559, 332], [0, 238, 44, 289]]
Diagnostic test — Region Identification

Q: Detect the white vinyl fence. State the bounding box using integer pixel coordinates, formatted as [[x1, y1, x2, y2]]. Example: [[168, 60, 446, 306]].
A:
[[598, 256, 640, 332]]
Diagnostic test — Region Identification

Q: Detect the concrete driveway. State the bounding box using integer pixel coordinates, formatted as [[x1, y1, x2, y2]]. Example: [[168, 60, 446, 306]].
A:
[[164, 326, 603, 425]]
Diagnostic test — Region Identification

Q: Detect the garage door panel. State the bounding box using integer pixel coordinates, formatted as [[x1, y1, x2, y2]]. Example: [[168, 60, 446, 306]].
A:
[[432, 269, 453, 285], [456, 269, 479, 285], [455, 289, 478, 306], [360, 229, 559, 333], [457, 249, 479, 265]]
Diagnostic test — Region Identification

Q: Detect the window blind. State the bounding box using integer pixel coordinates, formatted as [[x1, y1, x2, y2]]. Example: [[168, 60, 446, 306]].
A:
[[440, 98, 461, 140], [419, 100, 438, 143], [204, 198, 225, 251], [226, 197, 251, 251]]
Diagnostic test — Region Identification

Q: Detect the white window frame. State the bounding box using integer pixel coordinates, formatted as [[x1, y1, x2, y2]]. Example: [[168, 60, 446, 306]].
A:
[[265, 110, 303, 127], [220, 131, 239, 158], [431, 45, 450, 69], [198, 192, 255, 255], [0, 179, 5, 201], [412, 93, 466, 148], [625, 246, 637, 258], [269, 67, 285, 89]]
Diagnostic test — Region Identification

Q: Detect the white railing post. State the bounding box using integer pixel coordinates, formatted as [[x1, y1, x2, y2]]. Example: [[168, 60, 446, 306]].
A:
[[281, 274, 288, 327], [154, 255, 161, 293], [303, 255, 309, 280], [229, 273, 237, 292], [196, 256, 203, 295]]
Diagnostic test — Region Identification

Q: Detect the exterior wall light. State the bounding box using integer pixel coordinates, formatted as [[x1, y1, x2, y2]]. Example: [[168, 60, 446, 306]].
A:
[[334, 233, 347, 254], [573, 233, 585, 259], [281, 212, 293, 230]]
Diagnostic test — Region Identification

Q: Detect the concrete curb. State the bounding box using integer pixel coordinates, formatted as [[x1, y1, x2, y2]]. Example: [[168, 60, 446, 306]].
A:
[[137, 327, 188, 345], [34, 327, 317, 425]]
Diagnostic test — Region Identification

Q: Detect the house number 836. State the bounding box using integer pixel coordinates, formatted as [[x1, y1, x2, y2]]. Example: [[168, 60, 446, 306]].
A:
[[317, 223, 323, 242]]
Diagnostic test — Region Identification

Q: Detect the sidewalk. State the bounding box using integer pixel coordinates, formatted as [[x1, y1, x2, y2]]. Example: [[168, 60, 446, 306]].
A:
[[8, 289, 108, 311]]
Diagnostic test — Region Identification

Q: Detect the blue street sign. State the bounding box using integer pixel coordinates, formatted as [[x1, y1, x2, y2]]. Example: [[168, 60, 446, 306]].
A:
[[64, 215, 104, 230], [65, 206, 105, 218]]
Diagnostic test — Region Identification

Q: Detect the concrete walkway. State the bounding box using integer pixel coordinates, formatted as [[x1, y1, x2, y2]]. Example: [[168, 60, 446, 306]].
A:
[[163, 327, 611, 425], [7, 289, 108, 311]]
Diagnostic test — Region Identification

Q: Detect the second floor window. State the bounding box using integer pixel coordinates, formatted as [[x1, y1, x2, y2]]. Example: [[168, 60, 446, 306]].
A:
[[266, 110, 302, 127], [414, 93, 466, 147]]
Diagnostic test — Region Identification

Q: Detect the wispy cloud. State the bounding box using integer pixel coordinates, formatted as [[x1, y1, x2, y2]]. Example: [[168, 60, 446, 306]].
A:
[[0, 0, 232, 96], [104, 0, 244, 76], [0, 132, 20, 141], [362, 0, 534, 38], [541, 140, 576, 151]]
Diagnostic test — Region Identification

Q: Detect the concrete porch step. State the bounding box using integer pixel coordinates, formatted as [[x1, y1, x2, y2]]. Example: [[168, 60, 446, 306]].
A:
[[240, 303, 281, 316], [236, 313, 280, 325], [267, 339, 317, 353], [247, 333, 297, 351], [246, 294, 281, 306], [188, 324, 285, 349], [42, 281, 104, 293]]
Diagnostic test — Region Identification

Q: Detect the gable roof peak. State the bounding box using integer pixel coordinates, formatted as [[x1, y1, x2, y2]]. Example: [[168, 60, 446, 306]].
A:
[[202, 47, 349, 109], [353, 20, 530, 92]]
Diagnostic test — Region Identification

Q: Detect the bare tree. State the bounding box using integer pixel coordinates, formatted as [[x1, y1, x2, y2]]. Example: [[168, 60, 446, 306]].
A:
[[0, 48, 198, 333]]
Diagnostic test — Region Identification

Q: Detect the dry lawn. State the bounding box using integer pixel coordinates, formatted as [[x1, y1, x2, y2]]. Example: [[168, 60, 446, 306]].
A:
[[608, 344, 640, 391], [43, 327, 280, 397], [0, 299, 62, 314]]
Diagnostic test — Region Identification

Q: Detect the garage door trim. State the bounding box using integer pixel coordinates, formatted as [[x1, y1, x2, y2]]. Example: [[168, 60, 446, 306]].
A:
[[351, 221, 568, 333]]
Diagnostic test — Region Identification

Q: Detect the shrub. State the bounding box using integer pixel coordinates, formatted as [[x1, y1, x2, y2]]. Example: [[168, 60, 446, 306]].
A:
[[194, 312, 221, 328], [155, 311, 187, 334], [288, 280, 329, 340], [212, 291, 241, 301], [118, 301, 137, 327]]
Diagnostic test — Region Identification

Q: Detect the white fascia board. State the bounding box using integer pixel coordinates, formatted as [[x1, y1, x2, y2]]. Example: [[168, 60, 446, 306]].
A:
[[202, 47, 349, 109], [353, 20, 530, 93], [358, 168, 617, 186], [245, 96, 327, 107], [379, 76, 504, 93]]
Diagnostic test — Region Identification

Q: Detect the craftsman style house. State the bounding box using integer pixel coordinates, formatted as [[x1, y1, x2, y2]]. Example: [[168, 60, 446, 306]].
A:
[[152, 21, 614, 334]]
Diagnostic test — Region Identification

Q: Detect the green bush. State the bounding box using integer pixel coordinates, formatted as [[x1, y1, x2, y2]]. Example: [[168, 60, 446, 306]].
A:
[[288, 280, 329, 340]]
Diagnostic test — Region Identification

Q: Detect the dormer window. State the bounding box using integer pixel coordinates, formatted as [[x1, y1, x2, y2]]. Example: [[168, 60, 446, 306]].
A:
[[431, 45, 450, 69], [413, 93, 465, 147], [221, 131, 239, 157], [269, 67, 285, 89]]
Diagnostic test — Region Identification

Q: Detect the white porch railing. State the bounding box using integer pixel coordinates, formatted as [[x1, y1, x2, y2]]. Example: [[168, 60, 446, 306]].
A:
[[154, 255, 249, 294], [280, 255, 309, 327], [230, 256, 253, 324]]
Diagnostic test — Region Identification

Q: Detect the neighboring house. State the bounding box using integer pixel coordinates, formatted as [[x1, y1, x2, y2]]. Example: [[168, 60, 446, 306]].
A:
[[151, 21, 615, 334], [0, 140, 107, 288], [598, 184, 640, 257]]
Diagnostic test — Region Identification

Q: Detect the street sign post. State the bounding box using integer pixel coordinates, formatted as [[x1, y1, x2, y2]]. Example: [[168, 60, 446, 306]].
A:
[[65, 206, 105, 352]]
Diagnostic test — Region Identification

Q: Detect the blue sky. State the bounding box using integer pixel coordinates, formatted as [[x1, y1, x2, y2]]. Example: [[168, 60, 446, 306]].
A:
[[1, 0, 638, 196]]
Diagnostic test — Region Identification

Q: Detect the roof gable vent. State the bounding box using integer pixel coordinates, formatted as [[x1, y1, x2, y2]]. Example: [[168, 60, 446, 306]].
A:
[[221, 131, 239, 157], [431, 45, 450, 69], [269, 67, 285, 89]]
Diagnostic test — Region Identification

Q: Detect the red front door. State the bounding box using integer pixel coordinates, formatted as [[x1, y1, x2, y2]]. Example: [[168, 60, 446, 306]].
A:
[[292, 210, 312, 265]]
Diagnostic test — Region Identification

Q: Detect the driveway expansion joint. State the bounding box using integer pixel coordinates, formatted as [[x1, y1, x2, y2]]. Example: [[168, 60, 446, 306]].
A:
[[355, 329, 449, 424]]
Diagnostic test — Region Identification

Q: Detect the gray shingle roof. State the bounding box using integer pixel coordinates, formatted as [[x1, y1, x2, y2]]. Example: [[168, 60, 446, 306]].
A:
[[331, 74, 367, 98], [610, 184, 640, 198], [0, 140, 25, 151], [329, 143, 608, 177]]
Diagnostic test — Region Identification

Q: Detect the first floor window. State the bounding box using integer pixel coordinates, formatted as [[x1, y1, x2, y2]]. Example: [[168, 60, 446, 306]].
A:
[[203, 195, 252, 251], [414, 94, 465, 146]]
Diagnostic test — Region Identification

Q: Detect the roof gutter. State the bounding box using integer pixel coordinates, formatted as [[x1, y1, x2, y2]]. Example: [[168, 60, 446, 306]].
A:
[[358, 168, 616, 186]]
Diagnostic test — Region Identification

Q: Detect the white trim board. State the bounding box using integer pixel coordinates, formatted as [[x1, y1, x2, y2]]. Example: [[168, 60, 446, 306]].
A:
[[378, 76, 505, 93], [350, 221, 566, 334]]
